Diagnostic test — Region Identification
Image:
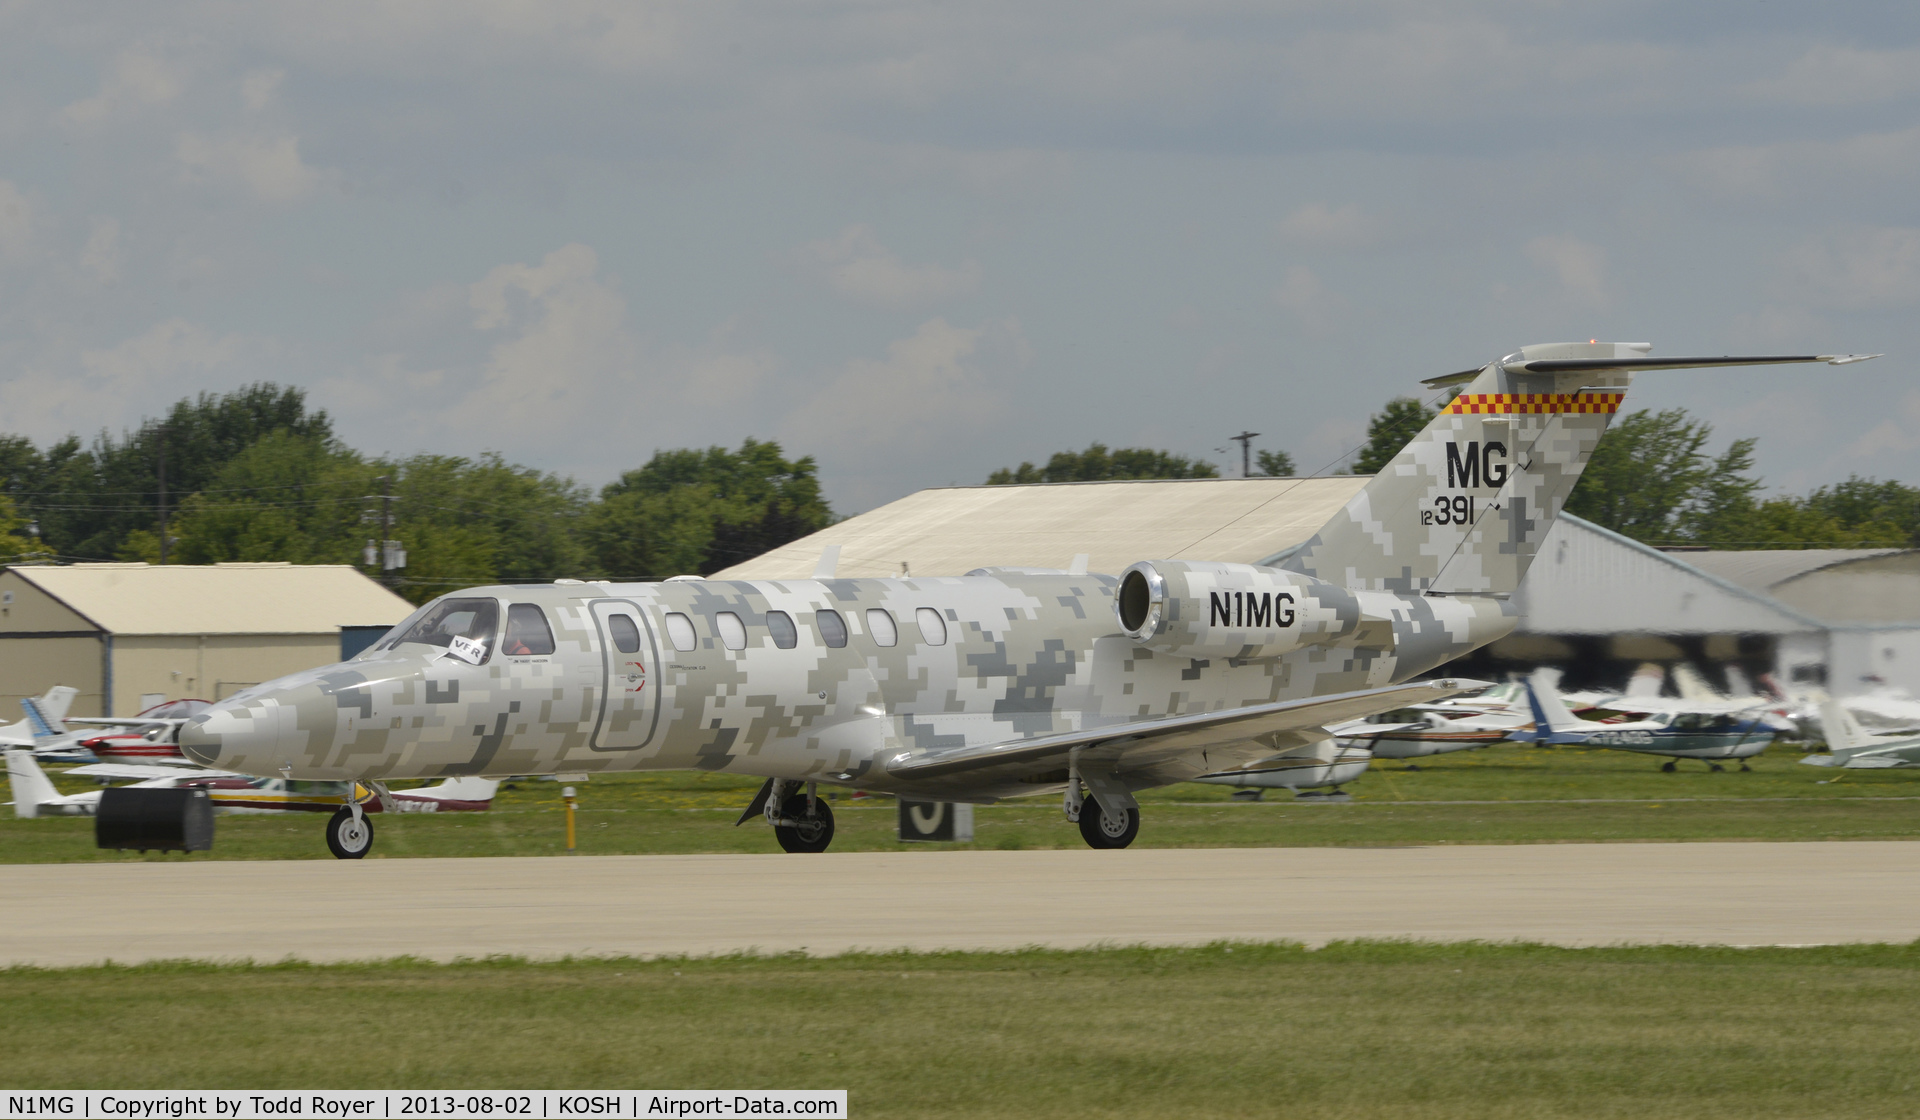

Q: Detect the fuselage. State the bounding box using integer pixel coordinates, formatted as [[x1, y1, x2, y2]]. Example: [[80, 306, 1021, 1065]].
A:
[[179, 569, 1516, 802]]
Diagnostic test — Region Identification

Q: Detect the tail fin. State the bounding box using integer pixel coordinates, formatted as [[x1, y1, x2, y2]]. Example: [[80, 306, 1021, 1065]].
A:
[[1819, 699, 1873, 753], [1522, 668, 1588, 737], [5, 749, 60, 819], [1624, 663, 1665, 699], [1284, 344, 1875, 593], [22, 686, 77, 738]]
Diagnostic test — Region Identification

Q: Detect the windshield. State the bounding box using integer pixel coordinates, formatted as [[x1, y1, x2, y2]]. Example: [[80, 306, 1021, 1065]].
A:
[[383, 597, 500, 661]]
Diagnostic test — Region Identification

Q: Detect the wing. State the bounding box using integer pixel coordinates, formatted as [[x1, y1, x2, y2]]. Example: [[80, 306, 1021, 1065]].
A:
[[883, 677, 1491, 793], [61, 762, 244, 781]]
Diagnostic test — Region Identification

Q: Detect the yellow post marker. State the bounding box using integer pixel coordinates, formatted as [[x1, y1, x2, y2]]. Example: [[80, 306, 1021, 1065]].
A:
[[562, 786, 577, 852]]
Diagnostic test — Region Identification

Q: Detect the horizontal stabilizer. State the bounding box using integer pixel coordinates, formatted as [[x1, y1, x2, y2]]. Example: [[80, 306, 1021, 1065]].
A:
[[1422, 346, 1878, 388]]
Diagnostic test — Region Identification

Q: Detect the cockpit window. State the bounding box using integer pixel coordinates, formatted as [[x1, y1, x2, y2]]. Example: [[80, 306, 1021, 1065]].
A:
[[502, 604, 556, 656], [386, 597, 500, 662]]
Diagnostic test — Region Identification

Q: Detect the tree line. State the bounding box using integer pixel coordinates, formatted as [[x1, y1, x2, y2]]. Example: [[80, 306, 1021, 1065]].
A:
[[0, 385, 833, 603]]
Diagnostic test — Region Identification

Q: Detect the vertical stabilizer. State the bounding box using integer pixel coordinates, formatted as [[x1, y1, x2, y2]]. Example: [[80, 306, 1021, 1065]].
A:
[[5, 749, 59, 819], [1820, 700, 1872, 754], [1285, 343, 1642, 593], [1523, 668, 1588, 736]]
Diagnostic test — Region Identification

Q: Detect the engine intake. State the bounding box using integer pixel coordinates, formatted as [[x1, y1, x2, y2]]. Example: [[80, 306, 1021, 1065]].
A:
[[1115, 560, 1360, 660]]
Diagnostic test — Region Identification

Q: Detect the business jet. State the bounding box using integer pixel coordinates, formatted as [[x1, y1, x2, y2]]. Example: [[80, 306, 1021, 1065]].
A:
[[172, 344, 1875, 856]]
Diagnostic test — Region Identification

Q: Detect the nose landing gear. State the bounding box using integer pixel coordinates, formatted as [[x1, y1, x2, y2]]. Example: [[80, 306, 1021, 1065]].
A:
[[325, 804, 374, 859]]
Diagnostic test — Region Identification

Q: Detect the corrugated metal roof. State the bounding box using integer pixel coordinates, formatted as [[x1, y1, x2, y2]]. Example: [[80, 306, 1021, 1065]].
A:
[[1512, 517, 1821, 635], [1684, 549, 1915, 593], [9, 563, 417, 635], [712, 477, 1369, 580]]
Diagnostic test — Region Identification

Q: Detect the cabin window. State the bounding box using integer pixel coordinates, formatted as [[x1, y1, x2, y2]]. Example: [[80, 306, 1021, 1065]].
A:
[[503, 604, 557, 656], [665, 612, 697, 652], [767, 610, 798, 649], [916, 607, 948, 646], [716, 611, 748, 650], [607, 614, 643, 654], [387, 597, 499, 662], [866, 608, 898, 647], [816, 609, 848, 648]]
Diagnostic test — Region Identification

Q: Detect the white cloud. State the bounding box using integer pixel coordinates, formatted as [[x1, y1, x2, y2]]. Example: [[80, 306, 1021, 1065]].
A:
[[784, 317, 1026, 456], [1272, 266, 1344, 330], [1278, 202, 1382, 248], [242, 69, 286, 114], [455, 243, 640, 433], [1780, 226, 1920, 311], [798, 225, 981, 309], [79, 217, 122, 284], [59, 46, 188, 128], [1524, 235, 1609, 308], [175, 132, 330, 204], [0, 320, 247, 446], [1848, 390, 1920, 460]]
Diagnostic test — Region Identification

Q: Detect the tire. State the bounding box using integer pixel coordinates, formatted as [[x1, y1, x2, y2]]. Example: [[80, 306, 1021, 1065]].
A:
[[1078, 801, 1140, 849], [326, 806, 374, 859], [774, 793, 835, 853]]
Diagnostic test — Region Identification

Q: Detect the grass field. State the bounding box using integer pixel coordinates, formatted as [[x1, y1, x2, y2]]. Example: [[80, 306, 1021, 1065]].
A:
[[8, 741, 1920, 862], [5, 942, 1919, 1118]]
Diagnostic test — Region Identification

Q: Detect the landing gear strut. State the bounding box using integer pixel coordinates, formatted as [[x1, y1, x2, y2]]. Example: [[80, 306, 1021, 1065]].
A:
[[772, 783, 835, 853], [326, 804, 374, 859]]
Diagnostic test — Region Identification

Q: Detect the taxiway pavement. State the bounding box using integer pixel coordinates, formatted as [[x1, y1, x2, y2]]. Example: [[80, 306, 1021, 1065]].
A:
[[6, 842, 1917, 966]]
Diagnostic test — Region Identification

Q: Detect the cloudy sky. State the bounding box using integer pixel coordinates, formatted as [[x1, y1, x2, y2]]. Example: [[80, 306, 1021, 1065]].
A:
[[1, 2, 1916, 511]]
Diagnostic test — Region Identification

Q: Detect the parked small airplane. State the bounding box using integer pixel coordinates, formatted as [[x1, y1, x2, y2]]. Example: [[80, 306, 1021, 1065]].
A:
[[63, 698, 210, 765], [1190, 737, 1373, 799], [1801, 701, 1920, 771], [4, 749, 497, 818], [1513, 671, 1774, 770], [1333, 703, 1531, 764], [0, 686, 83, 754], [170, 343, 1875, 856]]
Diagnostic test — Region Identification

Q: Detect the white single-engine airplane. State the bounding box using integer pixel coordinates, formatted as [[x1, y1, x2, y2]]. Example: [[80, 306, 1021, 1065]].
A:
[[174, 343, 1876, 857]]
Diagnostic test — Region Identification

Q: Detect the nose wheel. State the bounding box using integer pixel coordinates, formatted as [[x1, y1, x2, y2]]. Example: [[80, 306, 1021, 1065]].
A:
[[325, 805, 374, 859], [1078, 803, 1140, 849]]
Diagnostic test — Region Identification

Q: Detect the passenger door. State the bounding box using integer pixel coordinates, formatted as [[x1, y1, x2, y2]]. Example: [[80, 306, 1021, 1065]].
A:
[[589, 600, 661, 751]]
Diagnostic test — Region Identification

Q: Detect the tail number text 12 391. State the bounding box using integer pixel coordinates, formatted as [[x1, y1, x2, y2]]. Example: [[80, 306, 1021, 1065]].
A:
[[1423, 495, 1474, 526]]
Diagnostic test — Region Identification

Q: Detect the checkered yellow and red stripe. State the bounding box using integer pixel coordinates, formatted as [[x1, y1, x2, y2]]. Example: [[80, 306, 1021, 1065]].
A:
[[1441, 392, 1624, 415]]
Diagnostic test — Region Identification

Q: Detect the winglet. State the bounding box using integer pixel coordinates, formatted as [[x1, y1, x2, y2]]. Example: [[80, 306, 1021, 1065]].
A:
[[1820, 354, 1882, 365], [812, 545, 841, 580]]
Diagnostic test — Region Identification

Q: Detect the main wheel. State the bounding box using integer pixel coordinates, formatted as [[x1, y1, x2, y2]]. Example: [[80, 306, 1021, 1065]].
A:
[[326, 806, 374, 859], [1660, 761, 1677, 773], [1078, 802, 1140, 849], [774, 794, 835, 853]]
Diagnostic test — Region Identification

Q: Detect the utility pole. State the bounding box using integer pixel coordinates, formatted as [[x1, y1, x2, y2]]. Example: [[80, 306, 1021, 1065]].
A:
[[1230, 430, 1260, 478], [156, 426, 169, 565]]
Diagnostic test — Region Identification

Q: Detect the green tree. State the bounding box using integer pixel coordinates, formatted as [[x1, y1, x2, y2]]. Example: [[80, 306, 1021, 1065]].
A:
[[1255, 449, 1296, 477], [588, 439, 833, 578], [1350, 398, 1437, 475], [987, 443, 1218, 484], [11, 384, 331, 561], [1802, 477, 1920, 546]]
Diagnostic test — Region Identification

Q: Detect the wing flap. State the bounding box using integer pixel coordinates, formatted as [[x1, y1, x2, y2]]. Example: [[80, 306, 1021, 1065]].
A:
[[884, 678, 1491, 782]]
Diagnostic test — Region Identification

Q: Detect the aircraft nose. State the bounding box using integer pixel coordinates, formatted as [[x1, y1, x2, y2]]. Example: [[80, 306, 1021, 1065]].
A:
[[179, 693, 305, 775]]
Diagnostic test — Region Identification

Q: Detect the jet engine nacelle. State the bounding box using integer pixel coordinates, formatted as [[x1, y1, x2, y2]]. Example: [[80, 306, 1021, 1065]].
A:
[[1114, 560, 1361, 660]]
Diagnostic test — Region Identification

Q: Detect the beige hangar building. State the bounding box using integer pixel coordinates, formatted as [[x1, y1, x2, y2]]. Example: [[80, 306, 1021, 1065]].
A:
[[0, 562, 416, 718]]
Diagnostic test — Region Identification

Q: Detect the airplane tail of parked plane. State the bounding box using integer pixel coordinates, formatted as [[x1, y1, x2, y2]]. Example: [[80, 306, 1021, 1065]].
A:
[[1514, 669, 1590, 742], [23, 686, 78, 736], [1284, 344, 1877, 595], [5, 748, 62, 819], [1819, 699, 1874, 754]]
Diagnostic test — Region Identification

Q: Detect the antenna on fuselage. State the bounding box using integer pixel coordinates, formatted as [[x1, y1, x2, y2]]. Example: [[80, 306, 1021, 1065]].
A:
[[813, 546, 841, 579]]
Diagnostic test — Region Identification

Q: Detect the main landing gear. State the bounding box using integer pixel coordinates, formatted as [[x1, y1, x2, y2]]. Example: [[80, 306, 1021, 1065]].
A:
[[1064, 762, 1141, 850], [740, 779, 838, 853]]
